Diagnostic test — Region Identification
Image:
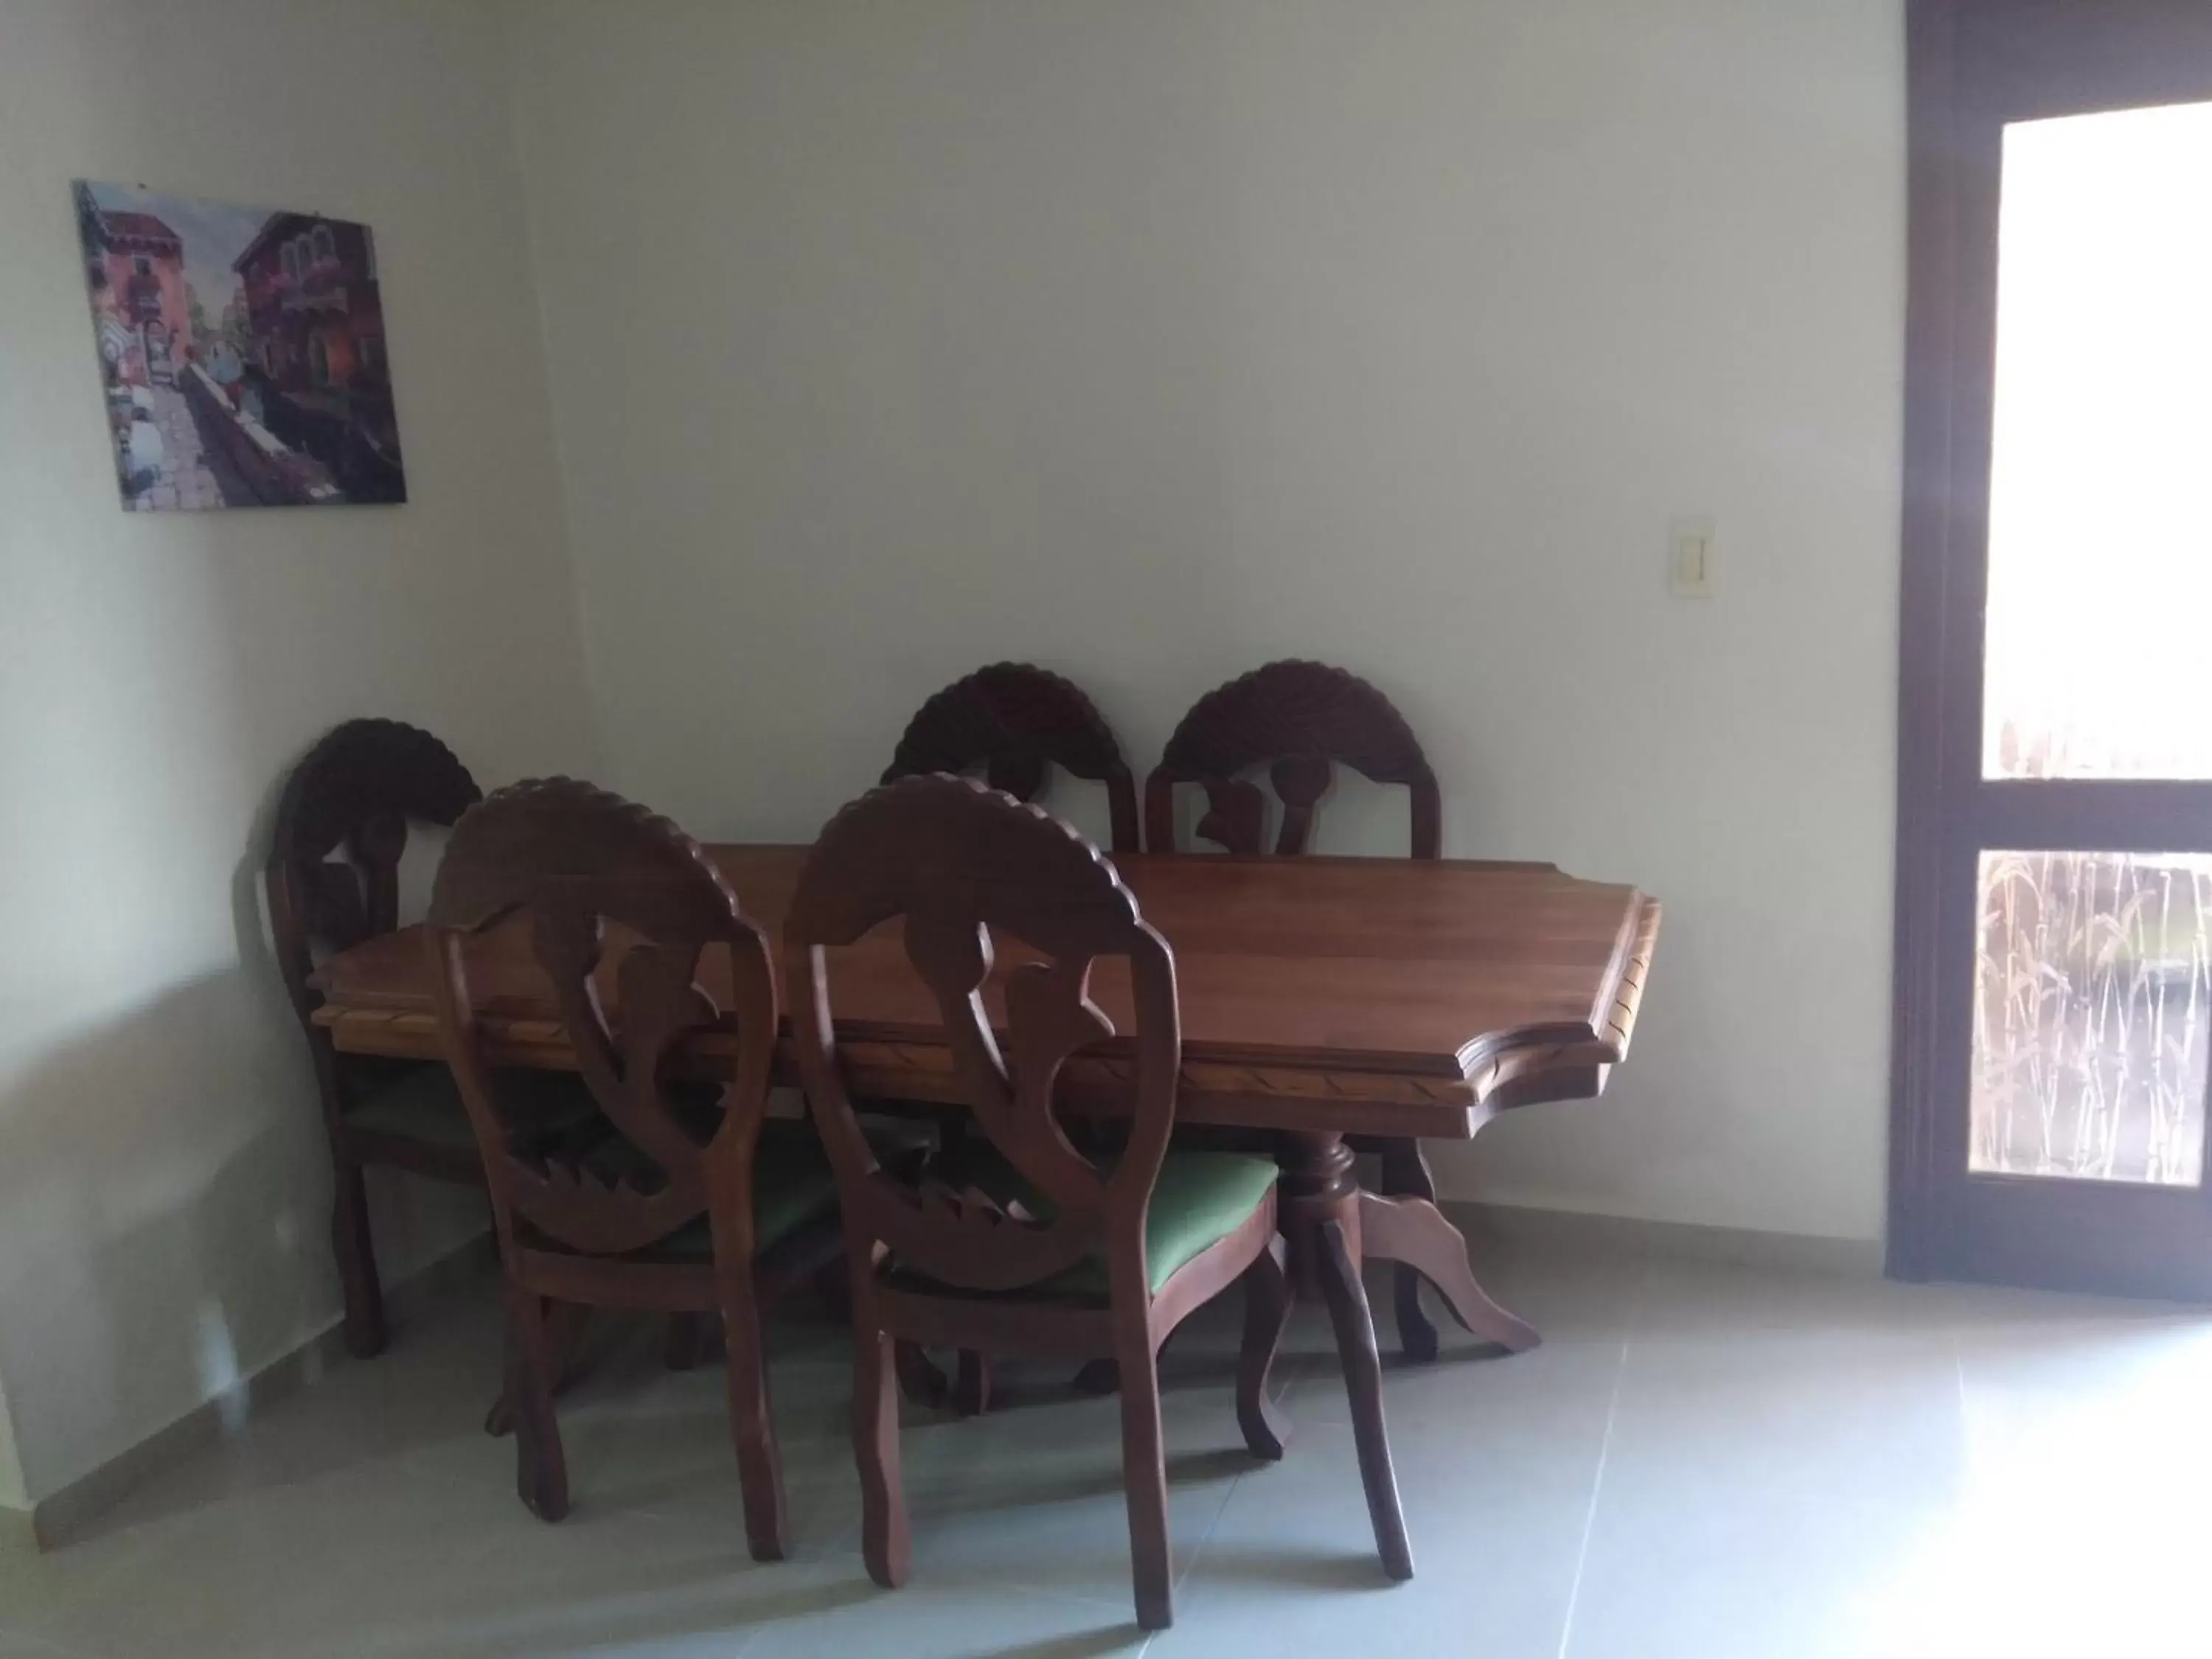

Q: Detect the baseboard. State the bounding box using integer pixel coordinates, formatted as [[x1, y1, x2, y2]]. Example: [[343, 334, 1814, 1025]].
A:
[[1446, 1200, 1886, 1279], [29, 1233, 498, 1551]]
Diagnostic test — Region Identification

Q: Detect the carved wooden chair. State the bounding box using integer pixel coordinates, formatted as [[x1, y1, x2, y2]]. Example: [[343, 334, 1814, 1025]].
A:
[[787, 776, 1294, 1631], [883, 662, 1142, 1410], [425, 779, 841, 1555], [883, 662, 1140, 854], [1144, 661, 1461, 1363], [268, 717, 509, 1357]]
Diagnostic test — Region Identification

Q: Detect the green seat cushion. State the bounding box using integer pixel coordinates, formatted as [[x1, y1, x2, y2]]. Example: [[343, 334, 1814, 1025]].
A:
[[902, 1147, 1279, 1299]]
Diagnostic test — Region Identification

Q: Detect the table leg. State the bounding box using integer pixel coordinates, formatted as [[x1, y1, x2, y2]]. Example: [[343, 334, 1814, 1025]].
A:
[[1357, 1192, 1540, 1354], [484, 1300, 595, 1437], [953, 1350, 994, 1417], [1377, 1140, 1443, 1362], [1276, 1133, 1414, 1581]]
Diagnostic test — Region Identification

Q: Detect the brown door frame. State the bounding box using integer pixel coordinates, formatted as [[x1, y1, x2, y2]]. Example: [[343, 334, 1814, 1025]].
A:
[[1889, 0, 2212, 1298]]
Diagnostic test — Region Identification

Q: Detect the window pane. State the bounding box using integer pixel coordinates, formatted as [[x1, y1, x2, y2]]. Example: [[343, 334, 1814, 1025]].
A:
[[1983, 102, 2212, 779], [1972, 850, 2211, 1185]]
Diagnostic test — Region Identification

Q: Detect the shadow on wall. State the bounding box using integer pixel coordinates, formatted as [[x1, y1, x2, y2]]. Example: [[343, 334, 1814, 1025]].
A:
[[0, 775, 481, 1505]]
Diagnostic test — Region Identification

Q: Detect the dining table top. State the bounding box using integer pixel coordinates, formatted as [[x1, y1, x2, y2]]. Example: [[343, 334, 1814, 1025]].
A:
[[310, 844, 1660, 1141]]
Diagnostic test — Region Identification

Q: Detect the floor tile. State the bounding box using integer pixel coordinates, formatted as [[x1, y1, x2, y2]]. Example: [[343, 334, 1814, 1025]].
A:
[[1448, 1232, 1653, 1348], [0, 1633, 91, 1659], [310, 1503, 827, 1659], [1559, 1284, 1968, 1659], [821, 1360, 1261, 1612], [15, 1249, 2212, 1658], [1635, 1255, 1968, 1344], [4, 1451, 521, 1658], [1923, 1314, 2212, 1659], [743, 1566, 1151, 1659], [1159, 1295, 1620, 1659], [1167, 1416, 1599, 1655]]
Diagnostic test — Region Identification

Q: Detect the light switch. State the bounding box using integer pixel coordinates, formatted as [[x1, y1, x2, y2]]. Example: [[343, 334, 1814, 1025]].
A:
[[1668, 517, 1714, 598]]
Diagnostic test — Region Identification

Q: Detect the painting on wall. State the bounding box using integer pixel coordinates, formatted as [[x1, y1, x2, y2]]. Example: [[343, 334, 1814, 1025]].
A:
[[72, 181, 408, 511]]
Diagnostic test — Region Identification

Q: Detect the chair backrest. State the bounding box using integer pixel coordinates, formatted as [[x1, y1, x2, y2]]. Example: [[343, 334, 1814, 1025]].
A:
[[425, 778, 778, 1259], [786, 775, 1180, 1297], [1144, 661, 1441, 859], [266, 718, 481, 1028], [882, 664, 1140, 854]]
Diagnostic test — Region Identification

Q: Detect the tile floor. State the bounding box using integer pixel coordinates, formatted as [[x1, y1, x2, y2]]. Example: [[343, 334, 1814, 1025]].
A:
[[4, 1237, 2209, 1658]]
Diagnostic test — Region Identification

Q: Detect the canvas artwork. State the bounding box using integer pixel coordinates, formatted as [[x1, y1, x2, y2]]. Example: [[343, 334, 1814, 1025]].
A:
[[73, 181, 408, 510]]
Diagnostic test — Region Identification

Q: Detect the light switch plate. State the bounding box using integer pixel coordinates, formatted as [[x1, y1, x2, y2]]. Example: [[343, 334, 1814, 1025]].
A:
[[1668, 516, 1714, 598]]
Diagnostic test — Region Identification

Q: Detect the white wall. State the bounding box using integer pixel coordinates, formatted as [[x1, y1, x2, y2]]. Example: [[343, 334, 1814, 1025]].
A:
[[0, 0, 597, 1503], [510, 0, 1905, 1243]]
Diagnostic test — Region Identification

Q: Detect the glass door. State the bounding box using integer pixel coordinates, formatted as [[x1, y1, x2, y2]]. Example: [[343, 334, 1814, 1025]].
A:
[[1893, 0, 2212, 1298]]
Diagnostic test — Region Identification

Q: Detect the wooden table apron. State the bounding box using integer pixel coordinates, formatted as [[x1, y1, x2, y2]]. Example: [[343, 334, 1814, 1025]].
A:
[[312, 844, 1659, 1554]]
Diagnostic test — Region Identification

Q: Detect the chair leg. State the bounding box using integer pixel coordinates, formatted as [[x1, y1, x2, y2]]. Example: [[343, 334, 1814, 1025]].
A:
[[502, 1281, 569, 1522], [1315, 1218, 1412, 1581], [953, 1350, 992, 1417], [855, 1325, 911, 1590], [332, 1159, 386, 1360], [1237, 1235, 1293, 1461], [1116, 1329, 1175, 1632], [1378, 1139, 1440, 1364], [484, 1299, 593, 1437], [720, 1284, 790, 1562]]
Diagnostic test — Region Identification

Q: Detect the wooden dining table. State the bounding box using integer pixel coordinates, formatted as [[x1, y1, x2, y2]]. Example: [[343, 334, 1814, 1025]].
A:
[[310, 843, 1659, 1565]]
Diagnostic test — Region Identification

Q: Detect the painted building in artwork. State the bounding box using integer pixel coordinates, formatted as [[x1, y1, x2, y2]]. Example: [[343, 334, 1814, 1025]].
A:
[[74, 186, 192, 389], [230, 212, 403, 501]]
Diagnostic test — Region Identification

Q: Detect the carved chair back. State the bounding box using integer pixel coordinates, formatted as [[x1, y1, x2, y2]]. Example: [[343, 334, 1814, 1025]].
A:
[[426, 779, 778, 1260], [267, 718, 481, 1029], [883, 664, 1140, 854], [1144, 661, 1440, 859], [787, 775, 1180, 1297]]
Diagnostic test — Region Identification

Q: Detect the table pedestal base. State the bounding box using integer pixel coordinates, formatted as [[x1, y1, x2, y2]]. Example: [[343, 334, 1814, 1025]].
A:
[[1358, 1190, 1540, 1355], [1268, 1134, 1411, 1579], [1264, 1130, 1541, 1581]]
